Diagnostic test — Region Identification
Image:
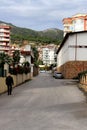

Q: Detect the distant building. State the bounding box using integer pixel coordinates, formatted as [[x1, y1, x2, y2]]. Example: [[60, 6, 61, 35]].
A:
[[43, 48, 50, 65], [20, 44, 34, 65], [42, 44, 56, 65], [63, 14, 87, 36], [38, 46, 43, 61], [0, 23, 11, 53], [20, 44, 34, 78], [56, 31, 87, 78]]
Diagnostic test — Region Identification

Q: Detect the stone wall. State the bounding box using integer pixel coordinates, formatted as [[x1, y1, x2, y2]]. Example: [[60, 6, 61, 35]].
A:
[[0, 73, 32, 94], [57, 61, 87, 79]]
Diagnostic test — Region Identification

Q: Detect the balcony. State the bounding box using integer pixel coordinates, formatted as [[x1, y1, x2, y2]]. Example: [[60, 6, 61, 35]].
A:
[[0, 47, 10, 51], [63, 24, 71, 27], [0, 42, 6, 46], [0, 38, 9, 41], [0, 34, 10, 37], [0, 29, 10, 33]]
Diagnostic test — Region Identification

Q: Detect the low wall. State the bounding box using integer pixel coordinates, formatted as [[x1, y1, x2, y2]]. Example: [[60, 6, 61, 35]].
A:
[[79, 74, 87, 92], [0, 73, 32, 94]]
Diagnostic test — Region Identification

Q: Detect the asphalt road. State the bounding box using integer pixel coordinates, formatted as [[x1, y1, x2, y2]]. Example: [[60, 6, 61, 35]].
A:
[[0, 72, 87, 130]]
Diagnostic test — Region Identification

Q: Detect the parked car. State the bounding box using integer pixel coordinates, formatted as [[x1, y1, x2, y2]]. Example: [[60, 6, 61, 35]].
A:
[[40, 70, 46, 73], [53, 71, 64, 79]]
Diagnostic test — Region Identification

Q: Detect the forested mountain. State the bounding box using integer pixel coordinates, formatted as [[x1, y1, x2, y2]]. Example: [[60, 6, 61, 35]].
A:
[[0, 21, 63, 45]]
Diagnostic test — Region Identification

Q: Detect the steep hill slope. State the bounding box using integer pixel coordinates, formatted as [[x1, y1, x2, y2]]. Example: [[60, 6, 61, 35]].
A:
[[0, 21, 63, 45]]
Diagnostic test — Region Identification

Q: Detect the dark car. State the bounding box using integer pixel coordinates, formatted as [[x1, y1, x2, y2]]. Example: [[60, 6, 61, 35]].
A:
[[53, 71, 64, 79]]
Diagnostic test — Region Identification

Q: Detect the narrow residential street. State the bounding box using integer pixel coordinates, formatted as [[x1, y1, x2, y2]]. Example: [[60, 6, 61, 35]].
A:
[[0, 72, 87, 130]]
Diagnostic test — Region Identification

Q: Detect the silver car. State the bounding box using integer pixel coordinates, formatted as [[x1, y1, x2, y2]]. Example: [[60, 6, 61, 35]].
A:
[[53, 71, 64, 79]]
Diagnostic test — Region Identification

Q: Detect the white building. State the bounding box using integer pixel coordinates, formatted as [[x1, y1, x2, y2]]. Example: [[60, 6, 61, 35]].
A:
[[63, 14, 87, 36], [20, 44, 34, 77], [56, 31, 87, 78], [42, 47, 55, 65], [20, 45, 31, 64]]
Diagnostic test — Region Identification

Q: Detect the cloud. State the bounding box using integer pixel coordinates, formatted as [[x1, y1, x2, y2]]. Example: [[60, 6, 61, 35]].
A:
[[0, 0, 87, 30]]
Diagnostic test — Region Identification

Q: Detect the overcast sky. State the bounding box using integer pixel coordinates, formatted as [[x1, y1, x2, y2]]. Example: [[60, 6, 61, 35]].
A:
[[0, 0, 87, 31]]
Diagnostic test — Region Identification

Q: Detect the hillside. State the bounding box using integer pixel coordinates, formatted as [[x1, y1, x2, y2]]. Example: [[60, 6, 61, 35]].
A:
[[0, 21, 63, 45]]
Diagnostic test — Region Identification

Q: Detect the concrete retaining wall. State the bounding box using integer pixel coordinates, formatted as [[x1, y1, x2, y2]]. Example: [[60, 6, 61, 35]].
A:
[[0, 73, 32, 94]]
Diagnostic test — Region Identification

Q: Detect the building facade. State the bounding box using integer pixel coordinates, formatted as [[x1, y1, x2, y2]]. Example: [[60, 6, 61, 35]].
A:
[[56, 31, 87, 78], [0, 23, 11, 53], [63, 14, 87, 36], [42, 45, 56, 65]]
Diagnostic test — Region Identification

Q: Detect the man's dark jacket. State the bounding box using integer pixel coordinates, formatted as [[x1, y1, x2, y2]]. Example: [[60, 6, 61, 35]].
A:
[[6, 76, 14, 86]]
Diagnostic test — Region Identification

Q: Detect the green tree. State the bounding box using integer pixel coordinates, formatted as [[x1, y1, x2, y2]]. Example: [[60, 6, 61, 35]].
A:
[[38, 59, 43, 65], [13, 50, 20, 65], [0, 52, 13, 76], [32, 46, 39, 67], [0, 53, 12, 66]]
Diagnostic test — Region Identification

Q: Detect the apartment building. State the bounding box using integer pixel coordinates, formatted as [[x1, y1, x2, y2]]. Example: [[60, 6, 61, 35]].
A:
[[63, 14, 87, 36], [0, 23, 11, 53], [42, 45, 56, 65]]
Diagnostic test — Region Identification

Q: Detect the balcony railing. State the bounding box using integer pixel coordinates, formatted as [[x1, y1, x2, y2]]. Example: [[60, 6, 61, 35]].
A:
[[0, 38, 9, 41], [0, 29, 10, 33], [0, 34, 10, 37]]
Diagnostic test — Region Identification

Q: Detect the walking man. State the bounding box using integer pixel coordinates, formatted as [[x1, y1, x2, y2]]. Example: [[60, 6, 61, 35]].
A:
[[5, 73, 14, 95]]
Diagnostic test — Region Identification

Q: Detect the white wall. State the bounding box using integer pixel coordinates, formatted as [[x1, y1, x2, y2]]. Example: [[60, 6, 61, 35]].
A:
[[20, 45, 32, 65], [25, 45, 31, 51], [72, 19, 84, 32], [42, 48, 55, 65], [20, 55, 25, 64], [49, 50, 55, 64], [26, 56, 31, 64], [57, 32, 87, 67], [57, 39, 69, 67], [76, 33, 87, 60], [68, 35, 76, 60]]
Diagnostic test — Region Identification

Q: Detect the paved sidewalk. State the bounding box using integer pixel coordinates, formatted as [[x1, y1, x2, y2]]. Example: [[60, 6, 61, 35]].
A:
[[0, 72, 87, 130]]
